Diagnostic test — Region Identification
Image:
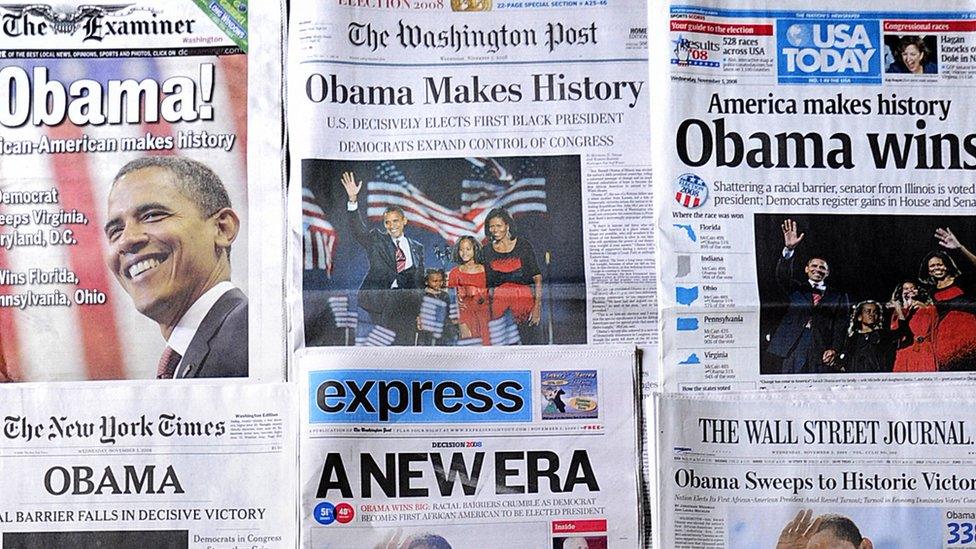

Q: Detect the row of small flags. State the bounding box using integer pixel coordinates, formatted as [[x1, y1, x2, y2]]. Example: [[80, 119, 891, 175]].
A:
[[488, 311, 522, 346], [418, 295, 449, 339], [355, 322, 396, 347], [328, 292, 520, 346], [326, 295, 357, 329]]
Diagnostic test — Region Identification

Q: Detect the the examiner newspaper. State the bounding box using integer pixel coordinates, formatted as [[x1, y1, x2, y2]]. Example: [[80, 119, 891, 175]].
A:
[[655, 0, 976, 391], [0, 0, 286, 382], [299, 346, 642, 548], [0, 382, 297, 548], [655, 386, 976, 549]]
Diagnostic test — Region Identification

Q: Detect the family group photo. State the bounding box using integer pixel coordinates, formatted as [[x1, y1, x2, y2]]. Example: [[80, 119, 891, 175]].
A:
[[301, 156, 586, 347], [756, 213, 976, 375]]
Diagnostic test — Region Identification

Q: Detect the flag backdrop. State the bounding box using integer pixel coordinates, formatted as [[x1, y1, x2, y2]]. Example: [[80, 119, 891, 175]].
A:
[[0, 55, 247, 380]]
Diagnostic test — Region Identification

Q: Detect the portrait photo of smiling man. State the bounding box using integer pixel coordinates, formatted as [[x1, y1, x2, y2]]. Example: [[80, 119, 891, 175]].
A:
[[104, 156, 247, 379]]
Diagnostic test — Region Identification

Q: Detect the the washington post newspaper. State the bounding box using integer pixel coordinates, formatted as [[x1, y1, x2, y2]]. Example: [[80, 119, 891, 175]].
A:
[[298, 346, 642, 548], [656, 386, 976, 549], [287, 0, 654, 356], [0, 382, 297, 548], [655, 0, 976, 391], [0, 0, 285, 381]]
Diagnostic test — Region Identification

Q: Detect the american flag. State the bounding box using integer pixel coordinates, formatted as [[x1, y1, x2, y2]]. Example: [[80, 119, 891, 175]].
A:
[[355, 320, 396, 346], [0, 55, 247, 381], [303, 187, 337, 274], [488, 311, 521, 346], [418, 294, 448, 339], [366, 159, 547, 244], [327, 294, 358, 330], [449, 292, 459, 322]]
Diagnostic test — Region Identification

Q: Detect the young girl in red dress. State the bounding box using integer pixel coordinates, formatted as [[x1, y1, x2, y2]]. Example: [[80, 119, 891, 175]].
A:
[[447, 235, 490, 345]]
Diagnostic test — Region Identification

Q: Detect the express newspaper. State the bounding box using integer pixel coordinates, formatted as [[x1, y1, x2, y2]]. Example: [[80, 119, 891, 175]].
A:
[[298, 346, 642, 548]]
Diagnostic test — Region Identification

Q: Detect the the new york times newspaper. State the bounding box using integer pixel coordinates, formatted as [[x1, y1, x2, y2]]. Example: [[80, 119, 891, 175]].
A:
[[299, 346, 642, 548], [655, 0, 976, 391], [656, 386, 976, 549], [287, 0, 654, 355], [0, 382, 296, 548], [0, 0, 285, 381]]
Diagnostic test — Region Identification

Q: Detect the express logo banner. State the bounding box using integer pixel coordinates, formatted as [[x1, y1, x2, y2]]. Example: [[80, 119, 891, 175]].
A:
[[776, 19, 881, 84], [309, 370, 532, 423]]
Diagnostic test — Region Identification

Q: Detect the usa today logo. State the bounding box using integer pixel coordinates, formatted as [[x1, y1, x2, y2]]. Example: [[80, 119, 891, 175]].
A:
[[776, 19, 881, 84]]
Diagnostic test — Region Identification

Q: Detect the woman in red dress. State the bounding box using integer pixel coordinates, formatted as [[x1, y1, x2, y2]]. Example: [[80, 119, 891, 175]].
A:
[[887, 280, 937, 372], [447, 235, 490, 345], [482, 208, 543, 344], [920, 227, 976, 370]]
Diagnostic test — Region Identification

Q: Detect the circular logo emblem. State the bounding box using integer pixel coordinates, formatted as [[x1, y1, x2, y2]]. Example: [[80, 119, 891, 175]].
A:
[[674, 173, 708, 208], [336, 503, 355, 524], [313, 502, 336, 525]]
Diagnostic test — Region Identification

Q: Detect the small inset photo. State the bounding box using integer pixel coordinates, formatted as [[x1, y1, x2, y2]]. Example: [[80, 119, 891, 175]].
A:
[[541, 370, 599, 420], [884, 34, 938, 75], [552, 536, 608, 549]]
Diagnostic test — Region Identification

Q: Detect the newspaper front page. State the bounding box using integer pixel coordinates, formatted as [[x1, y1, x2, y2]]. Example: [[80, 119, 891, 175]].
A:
[[0, 382, 297, 548], [287, 0, 653, 354], [656, 387, 976, 549], [655, 0, 976, 391], [0, 0, 285, 381], [299, 346, 642, 548]]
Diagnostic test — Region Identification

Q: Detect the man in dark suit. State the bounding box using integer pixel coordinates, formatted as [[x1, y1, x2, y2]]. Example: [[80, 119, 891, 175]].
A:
[[768, 219, 850, 374], [104, 156, 247, 378], [341, 171, 424, 345]]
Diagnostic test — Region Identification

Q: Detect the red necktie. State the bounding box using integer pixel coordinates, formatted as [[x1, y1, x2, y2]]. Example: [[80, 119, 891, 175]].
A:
[[812, 292, 822, 306], [156, 347, 182, 379], [395, 240, 406, 273]]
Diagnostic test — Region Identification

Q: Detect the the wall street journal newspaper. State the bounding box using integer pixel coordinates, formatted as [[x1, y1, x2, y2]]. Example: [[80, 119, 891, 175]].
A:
[[299, 346, 642, 548], [656, 387, 976, 549], [656, 0, 976, 391], [287, 0, 654, 354], [0, 382, 297, 548], [0, 0, 284, 381]]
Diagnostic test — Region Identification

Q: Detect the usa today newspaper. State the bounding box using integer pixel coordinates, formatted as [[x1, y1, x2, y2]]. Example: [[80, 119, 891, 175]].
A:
[[299, 346, 642, 548], [656, 386, 976, 549], [654, 0, 976, 392]]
